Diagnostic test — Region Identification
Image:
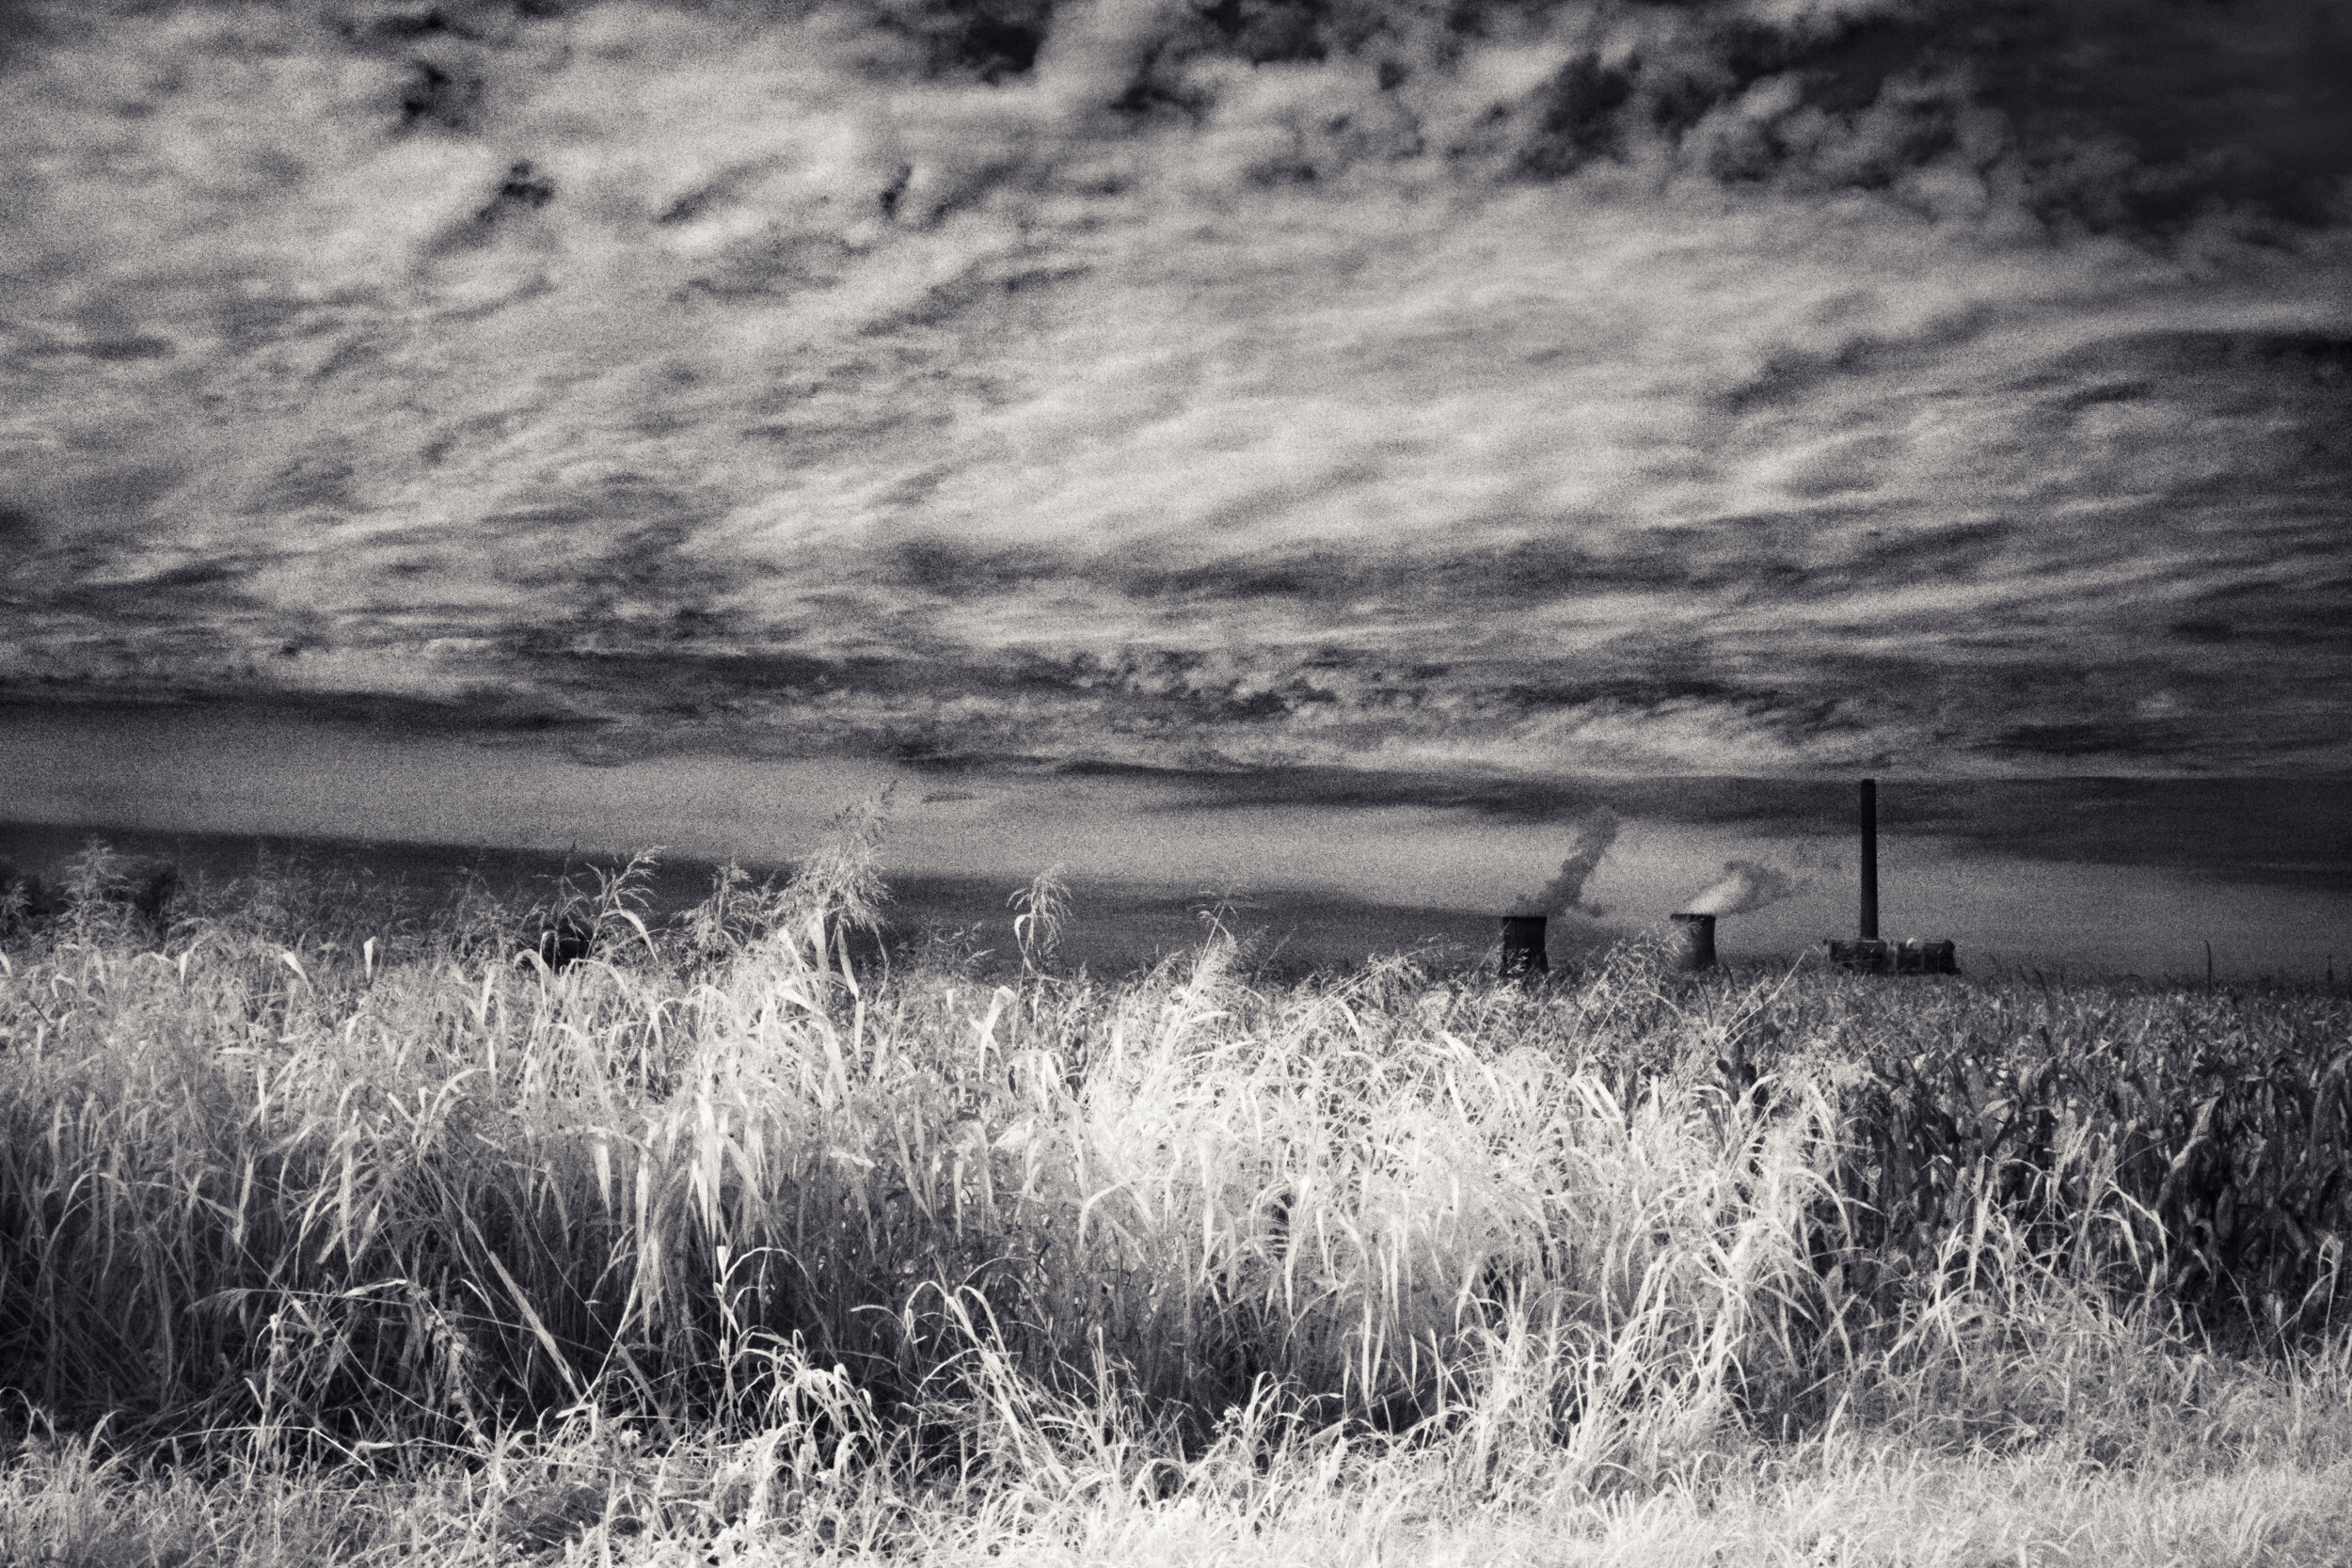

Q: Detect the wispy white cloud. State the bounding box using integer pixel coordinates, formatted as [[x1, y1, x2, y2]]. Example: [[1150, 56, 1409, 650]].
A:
[[1, 0, 2347, 778]]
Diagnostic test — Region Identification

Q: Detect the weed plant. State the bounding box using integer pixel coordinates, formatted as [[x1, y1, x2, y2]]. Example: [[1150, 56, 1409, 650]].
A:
[[3, 829, 2351, 1564]]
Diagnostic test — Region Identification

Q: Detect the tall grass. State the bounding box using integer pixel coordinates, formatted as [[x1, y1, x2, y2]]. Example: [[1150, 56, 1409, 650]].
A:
[[4, 831, 2351, 1562]]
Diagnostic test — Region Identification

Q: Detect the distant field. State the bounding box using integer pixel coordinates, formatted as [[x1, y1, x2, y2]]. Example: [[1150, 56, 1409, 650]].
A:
[[5, 832, 2352, 1565], [0, 817, 1593, 978], [9, 754, 2352, 985]]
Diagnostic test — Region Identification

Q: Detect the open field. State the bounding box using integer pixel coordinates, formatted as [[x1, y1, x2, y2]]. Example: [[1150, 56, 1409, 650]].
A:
[[0, 817, 1531, 985], [6, 833, 2352, 1565]]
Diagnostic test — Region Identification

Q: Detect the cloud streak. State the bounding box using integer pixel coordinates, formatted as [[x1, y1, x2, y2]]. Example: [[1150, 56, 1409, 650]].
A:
[[0, 0, 2347, 779]]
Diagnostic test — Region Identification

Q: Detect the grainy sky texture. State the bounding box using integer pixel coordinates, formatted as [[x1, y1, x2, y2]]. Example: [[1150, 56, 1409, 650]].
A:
[[5, 0, 2348, 789]]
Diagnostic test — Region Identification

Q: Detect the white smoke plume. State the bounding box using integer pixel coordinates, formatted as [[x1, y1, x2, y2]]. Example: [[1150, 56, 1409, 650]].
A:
[[1679, 858, 1798, 916], [1512, 808, 1619, 916]]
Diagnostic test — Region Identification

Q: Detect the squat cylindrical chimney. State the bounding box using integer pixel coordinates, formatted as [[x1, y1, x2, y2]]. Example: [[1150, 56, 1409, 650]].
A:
[[1858, 778, 1879, 942], [1499, 915, 1549, 978], [1669, 912, 1717, 972]]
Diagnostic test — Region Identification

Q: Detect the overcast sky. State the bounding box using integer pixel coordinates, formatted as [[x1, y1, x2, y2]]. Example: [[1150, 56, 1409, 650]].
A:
[[3, 0, 2349, 938]]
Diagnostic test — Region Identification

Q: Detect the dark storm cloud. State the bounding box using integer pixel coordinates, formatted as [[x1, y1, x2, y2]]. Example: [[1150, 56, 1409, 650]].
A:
[[884, 759, 2343, 897], [1866, 777, 2352, 897], [1, 0, 2348, 779], [1053, 767, 2352, 898], [1152, 765, 2350, 907]]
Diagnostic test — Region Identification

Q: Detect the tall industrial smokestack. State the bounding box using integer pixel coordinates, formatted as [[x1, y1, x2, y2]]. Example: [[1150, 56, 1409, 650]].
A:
[[1829, 779, 1957, 975], [1499, 915, 1549, 978], [1859, 778, 1879, 942]]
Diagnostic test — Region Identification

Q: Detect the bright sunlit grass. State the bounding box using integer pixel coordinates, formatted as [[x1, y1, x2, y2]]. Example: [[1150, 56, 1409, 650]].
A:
[[4, 828, 2351, 1565]]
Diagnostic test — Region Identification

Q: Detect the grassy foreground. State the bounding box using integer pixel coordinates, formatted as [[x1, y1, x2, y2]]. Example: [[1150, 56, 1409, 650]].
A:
[[4, 834, 2352, 1565]]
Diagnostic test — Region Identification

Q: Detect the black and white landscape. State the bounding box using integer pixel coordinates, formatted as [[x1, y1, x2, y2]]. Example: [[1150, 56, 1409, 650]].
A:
[[10, 8, 2352, 1562]]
